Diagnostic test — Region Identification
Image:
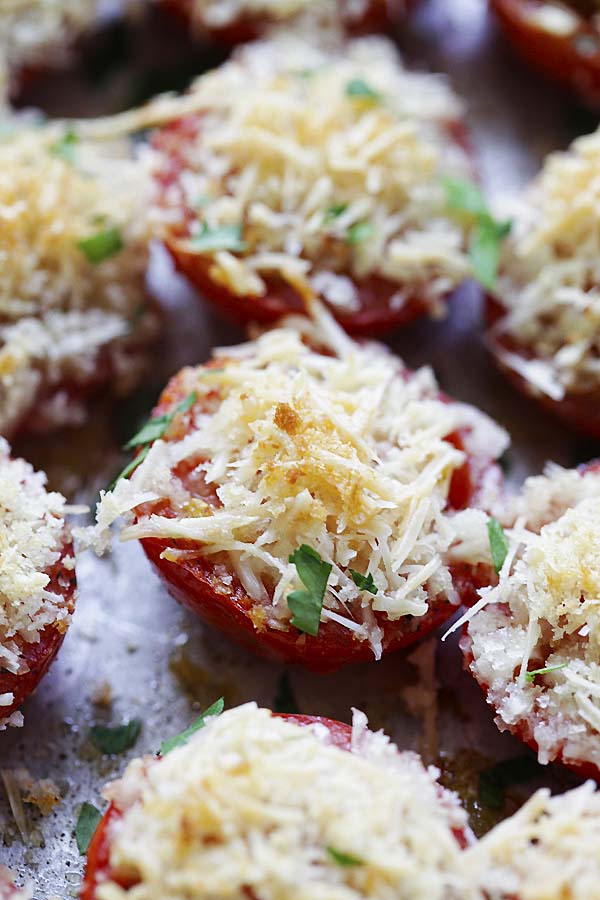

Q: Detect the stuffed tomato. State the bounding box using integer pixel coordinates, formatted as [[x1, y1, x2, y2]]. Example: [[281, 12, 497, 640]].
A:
[[0, 123, 158, 437], [0, 438, 76, 728], [148, 33, 479, 335], [81, 703, 473, 900], [459, 461, 600, 779], [490, 0, 600, 104], [487, 126, 600, 437], [163, 0, 413, 43], [90, 309, 507, 672]]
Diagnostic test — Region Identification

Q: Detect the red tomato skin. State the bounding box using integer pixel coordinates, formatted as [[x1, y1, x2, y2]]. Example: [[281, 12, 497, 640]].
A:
[[135, 366, 499, 672], [0, 543, 76, 718], [81, 712, 469, 900], [153, 115, 474, 337], [491, 0, 600, 104], [487, 293, 600, 439]]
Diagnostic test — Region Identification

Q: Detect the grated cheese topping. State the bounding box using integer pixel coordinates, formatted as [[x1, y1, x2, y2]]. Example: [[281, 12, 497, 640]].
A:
[[457, 464, 600, 769], [0, 437, 72, 708], [87, 310, 507, 656], [465, 781, 600, 900], [0, 123, 156, 435], [492, 127, 600, 402], [148, 34, 474, 316], [97, 703, 472, 900]]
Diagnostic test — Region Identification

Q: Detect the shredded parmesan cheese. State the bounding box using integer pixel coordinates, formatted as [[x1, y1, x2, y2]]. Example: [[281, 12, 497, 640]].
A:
[[492, 127, 600, 401], [86, 310, 507, 655], [458, 464, 600, 769], [0, 123, 157, 434], [97, 704, 472, 900], [466, 781, 600, 900], [148, 34, 473, 315], [0, 437, 72, 681]]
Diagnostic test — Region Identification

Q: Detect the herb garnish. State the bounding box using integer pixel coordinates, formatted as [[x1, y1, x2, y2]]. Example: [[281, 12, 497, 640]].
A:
[[525, 663, 568, 683], [478, 755, 540, 809], [288, 545, 332, 636], [345, 78, 381, 102], [487, 517, 509, 575], [78, 226, 124, 264], [273, 671, 299, 714], [160, 697, 225, 756], [190, 223, 246, 253], [89, 719, 142, 755], [51, 126, 78, 164], [75, 802, 102, 855], [325, 203, 348, 222], [326, 846, 365, 867], [443, 176, 512, 290], [349, 569, 378, 595], [109, 391, 197, 490], [347, 221, 375, 245]]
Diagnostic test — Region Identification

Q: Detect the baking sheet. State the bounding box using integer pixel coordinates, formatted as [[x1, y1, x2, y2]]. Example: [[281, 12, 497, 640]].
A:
[[1, 0, 597, 895]]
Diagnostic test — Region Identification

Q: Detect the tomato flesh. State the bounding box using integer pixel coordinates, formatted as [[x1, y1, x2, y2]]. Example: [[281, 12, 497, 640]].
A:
[[0, 543, 76, 719], [491, 0, 600, 104], [133, 365, 500, 673]]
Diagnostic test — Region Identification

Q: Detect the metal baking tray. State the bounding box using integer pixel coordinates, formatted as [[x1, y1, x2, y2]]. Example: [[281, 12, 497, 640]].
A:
[[0, 0, 595, 895]]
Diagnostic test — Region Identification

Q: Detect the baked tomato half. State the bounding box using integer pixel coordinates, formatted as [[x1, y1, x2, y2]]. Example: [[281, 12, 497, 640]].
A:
[[149, 35, 476, 336], [0, 441, 76, 726], [162, 0, 415, 44], [81, 704, 472, 900], [491, 0, 600, 104], [461, 460, 600, 780], [93, 317, 506, 672]]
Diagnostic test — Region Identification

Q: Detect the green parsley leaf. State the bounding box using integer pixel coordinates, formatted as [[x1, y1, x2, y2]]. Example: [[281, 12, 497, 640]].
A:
[[470, 216, 512, 291], [124, 392, 197, 450], [326, 846, 365, 867], [160, 697, 225, 756], [273, 671, 299, 714], [349, 569, 378, 594], [347, 221, 375, 245], [443, 176, 488, 218], [345, 78, 381, 102], [487, 517, 509, 575], [190, 223, 246, 253], [89, 718, 142, 756], [525, 663, 568, 683], [288, 545, 332, 636], [478, 755, 540, 810], [443, 177, 511, 289], [77, 226, 124, 264], [109, 392, 197, 491], [75, 802, 102, 855], [324, 203, 348, 222], [51, 127, 78, 164]]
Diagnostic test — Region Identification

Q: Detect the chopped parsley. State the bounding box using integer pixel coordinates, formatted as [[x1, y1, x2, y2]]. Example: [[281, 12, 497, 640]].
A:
[[478, 755, 540, 809], [525, 662, 568, 683], [51, 127, 78, 164], [288, 545, 332, 636], [109, 392, 197, 490], [77, 226, 124, 264], [326, 846, 365, 867], [325, 203, 348, 222], [347, 221, 375, 245], [190, 223, 246, 253], [89, 718, 142, 755], [345, 78, 381, 102], [273, 671, 299, 714], [487, 517, 509, 575], [75, 802, 102, 855], [443, 176, 511, 290], [349, 569, 377, 594], [160, 697, 225, 755]]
